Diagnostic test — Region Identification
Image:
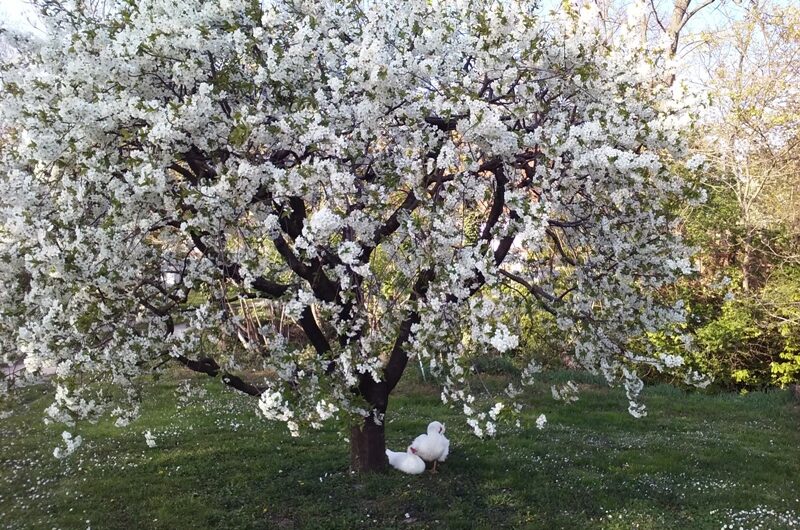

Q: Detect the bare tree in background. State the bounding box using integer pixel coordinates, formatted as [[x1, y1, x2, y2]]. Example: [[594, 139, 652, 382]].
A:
[[583, 0, 723, 77], [698, 1, 800, 292]]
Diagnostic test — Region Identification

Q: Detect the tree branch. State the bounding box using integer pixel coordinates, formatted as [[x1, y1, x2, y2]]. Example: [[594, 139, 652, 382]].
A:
[[359, 189, 419, 263], [383, 269, 436, 392], [480, 165, 508, 240], [188, 229, 293, 298], [175, 355, 264, 397], [546, 228, 578, 266], [271, 234, 338, 302], [424, 115, 466, 131], [498, 269, 558, 316], [299, 305, 332, 357]]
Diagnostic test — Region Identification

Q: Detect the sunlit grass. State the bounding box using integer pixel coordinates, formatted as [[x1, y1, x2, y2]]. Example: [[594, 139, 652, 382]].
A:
[[1, 371, 798, 529]]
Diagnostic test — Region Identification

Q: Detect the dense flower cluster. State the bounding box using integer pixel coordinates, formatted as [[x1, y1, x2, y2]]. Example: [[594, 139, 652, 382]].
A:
[[1, 0, 705, 443]]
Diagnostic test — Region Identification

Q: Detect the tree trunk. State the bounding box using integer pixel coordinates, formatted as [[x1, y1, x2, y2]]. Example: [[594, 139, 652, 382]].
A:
[[350, 415, 387, 473], [349, 376, 391, 473]]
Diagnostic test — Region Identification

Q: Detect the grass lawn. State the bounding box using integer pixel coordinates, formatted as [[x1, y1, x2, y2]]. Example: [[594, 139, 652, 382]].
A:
[[1, 370, 799, 529]]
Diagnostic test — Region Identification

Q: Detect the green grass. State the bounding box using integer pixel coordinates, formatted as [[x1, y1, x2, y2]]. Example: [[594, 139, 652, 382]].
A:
[[1, 372, 799, 529]]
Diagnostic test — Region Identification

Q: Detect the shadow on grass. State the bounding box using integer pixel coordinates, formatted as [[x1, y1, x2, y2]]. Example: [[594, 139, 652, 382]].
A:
[[1, 372, 798, 529]]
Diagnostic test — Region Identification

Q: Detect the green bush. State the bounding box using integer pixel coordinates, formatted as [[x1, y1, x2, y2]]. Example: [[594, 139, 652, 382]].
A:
[[649, 274, 800, 390], [510, 294, 571, 370], [691, 299, 770, 387], [468, 353, 521, 376]]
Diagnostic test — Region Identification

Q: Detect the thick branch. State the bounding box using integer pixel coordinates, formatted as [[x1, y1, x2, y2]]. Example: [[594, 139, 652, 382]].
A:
[[383, 269, 436, 392], [299, 305, 332, 357], [188, 230, 292, 298], [220, 373, 264, 397], [275, 196, 307, 240], [168, 163, 197, 184], [424, 115, 466, 131], [359, 189, 419, 262], [175, 355, 263, 396], [498, 269, 558, 316], [546, 228, 578, 266], [480, 165, 508, 240], [548, 218, 586, 228], [666, 0, 718, 56], [183, 145, 218, 181], [493, 234, 515, 266], [271, 234, 338, 302]]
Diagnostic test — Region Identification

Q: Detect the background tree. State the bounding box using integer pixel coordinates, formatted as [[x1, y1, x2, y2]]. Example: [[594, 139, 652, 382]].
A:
[[576, 0, 723, 58], [661, 1, 800, 388], [1, 0, 704, 471]]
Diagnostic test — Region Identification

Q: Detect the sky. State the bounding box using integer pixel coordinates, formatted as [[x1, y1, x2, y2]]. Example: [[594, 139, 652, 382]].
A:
[[0, 0, 38, 31], [0, 0, 32, 26]]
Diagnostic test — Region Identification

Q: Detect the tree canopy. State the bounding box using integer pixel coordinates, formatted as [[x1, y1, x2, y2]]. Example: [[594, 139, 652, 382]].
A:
[[0, 0, 707, 470]]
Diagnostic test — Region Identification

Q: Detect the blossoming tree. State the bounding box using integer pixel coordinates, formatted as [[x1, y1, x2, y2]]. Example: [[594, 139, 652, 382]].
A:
[[1, 0, 704, 471]]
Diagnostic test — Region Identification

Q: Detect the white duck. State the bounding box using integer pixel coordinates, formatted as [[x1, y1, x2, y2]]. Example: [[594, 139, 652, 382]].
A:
[[411, 421, 450, 473], [385, 445, 426, 475]]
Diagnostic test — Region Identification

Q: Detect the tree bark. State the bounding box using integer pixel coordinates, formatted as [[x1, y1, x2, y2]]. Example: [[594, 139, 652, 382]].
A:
[[350, 415, 387, 473], [349, 376, 391, 472]]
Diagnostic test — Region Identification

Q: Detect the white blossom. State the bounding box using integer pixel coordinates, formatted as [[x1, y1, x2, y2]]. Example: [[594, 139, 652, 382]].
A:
[[144, 430, 157, 448], [551, 382, 580, 403], [0, 0, 702, 444], [53, 431, 83, 459], [488, 402, 504, 420]]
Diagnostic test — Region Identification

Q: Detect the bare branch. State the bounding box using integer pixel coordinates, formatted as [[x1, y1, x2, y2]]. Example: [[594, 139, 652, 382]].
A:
[[175, 355, 264, 397]]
